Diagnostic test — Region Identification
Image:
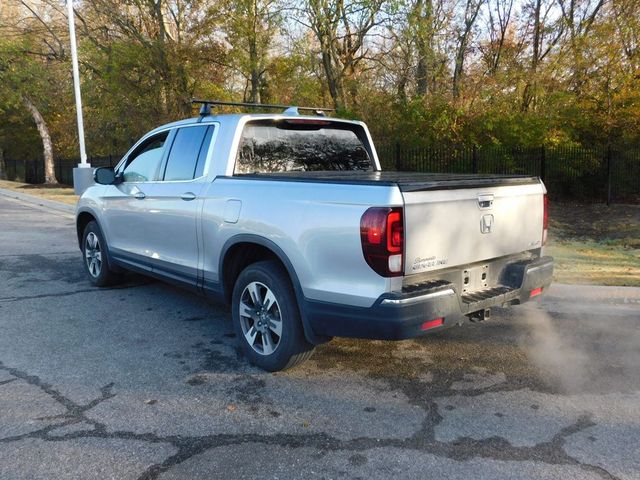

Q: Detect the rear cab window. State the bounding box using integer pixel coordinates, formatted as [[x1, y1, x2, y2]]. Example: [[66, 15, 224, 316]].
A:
[[234, 119, 374, 174]]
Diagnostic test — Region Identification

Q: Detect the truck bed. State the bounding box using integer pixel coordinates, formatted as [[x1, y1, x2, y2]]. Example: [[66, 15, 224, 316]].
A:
[[234, 171, 540, 191]]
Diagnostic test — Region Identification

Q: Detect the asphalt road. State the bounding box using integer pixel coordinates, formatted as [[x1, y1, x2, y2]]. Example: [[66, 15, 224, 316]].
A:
[[0, 193, 639, 480]]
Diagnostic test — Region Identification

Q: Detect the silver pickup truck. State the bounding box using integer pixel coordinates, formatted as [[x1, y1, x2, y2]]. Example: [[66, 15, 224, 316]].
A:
[[76, 105, 553, 371]]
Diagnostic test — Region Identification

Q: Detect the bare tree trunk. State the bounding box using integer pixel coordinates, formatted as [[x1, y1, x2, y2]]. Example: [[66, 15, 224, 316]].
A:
[[22, 95, 57, 184], [486, 0, 514, 74], [247, 37, 261, 103], [453, 0, 482, 99], [416, 54, 428, 96], [452, 36, 467, 99], [248, 0, 261, 104], [414, 0, 434, 96], [521, 0, 540, 111], [320, 47, 346, 110], [397, 73, 408, 102], [0, 146, 6, 180]]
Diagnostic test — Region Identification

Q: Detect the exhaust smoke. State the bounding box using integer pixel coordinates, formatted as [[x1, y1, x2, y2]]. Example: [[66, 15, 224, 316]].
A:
[[518, 304, 589, 393]]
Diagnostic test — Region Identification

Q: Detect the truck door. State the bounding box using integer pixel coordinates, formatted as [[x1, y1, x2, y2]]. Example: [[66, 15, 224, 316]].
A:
[[135, 124, 215, 287], [101, 124, 215, 287]]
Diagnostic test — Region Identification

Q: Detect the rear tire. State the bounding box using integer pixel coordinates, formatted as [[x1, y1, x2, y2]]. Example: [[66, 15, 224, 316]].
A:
[[232, 260, 314, 371], [82, 221, 123, 287]]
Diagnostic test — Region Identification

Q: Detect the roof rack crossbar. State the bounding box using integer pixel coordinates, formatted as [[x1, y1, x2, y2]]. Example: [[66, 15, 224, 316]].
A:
[[191, 99, 334, 116]]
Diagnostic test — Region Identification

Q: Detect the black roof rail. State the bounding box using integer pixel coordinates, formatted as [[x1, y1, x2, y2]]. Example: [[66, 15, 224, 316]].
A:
[[191, 99, 334, 117]]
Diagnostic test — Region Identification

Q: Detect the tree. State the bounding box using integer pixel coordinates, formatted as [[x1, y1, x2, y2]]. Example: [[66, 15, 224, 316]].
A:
[[521, 0, 563, 111], [482, 0, 515, 74], [0, 146, 5, 180], [220, 0, 282, 103], [1, 0, 640, 179], [304, 0, 385, 110], [558, 0, 605, 93], [379, 0, 452, 102], [0, 50, 60, 184], [452, 0, 484, 99], [78, 0, 224, 118], [0, 1, 66, 184], [73, 0, 226, 153], [22, 95, 56, 183], [412, 0, 435, 96]]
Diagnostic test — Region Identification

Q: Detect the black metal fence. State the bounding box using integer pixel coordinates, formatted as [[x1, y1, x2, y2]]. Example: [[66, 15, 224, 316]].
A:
[[377, 144, 640, 204], [3, 145, 640, 204], [3, 156, 120, 187]]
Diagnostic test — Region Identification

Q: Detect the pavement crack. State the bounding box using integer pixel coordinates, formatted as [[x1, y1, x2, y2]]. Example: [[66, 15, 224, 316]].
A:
[[0, 363, 623, 480], [0, 283, 150, 303], [83, 383, 116, 411], [0, 252, 77, 258], [0, 361, 118, 443]]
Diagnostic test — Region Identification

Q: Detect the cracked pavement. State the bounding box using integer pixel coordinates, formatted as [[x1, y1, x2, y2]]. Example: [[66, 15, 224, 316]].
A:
[[0, 194, 639, 479]]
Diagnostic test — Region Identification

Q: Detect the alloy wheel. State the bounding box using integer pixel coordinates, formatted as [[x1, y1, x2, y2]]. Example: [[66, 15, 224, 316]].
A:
[[84, 232, 102, 278], [239, 281, 283, 355]]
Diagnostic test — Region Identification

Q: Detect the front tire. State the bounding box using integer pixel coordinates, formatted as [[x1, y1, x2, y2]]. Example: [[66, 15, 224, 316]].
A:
[[82, 221, 122, 287], [232, 260, 314, 371]]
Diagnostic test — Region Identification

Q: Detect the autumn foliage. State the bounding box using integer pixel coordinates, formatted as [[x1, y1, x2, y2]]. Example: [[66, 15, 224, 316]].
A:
[[0, 0, 638, 179]]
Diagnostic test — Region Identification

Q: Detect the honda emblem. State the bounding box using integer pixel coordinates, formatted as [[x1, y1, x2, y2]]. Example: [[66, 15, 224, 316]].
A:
[[481, 214, 494, 234]]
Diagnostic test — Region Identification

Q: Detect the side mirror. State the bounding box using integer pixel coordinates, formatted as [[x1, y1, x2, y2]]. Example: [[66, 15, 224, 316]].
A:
[[94, 167, 116, 185]]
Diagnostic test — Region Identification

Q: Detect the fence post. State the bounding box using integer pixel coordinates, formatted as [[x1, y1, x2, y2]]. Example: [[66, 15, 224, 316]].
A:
[[395, 142, 401, 171], [540, 145, 546, 181], [606, 145, 612, 206], [472, 144, 478, 174]]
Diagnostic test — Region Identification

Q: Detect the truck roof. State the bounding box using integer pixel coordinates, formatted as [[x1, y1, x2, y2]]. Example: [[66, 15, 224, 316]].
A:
[[146, 113, 365, 137]]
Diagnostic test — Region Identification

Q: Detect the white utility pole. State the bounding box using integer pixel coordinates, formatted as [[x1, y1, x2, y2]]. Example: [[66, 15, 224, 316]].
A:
[[68, 0, 92, 193]]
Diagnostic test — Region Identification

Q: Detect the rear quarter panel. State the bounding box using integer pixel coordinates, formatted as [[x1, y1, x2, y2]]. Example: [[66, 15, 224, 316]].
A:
[[200, 178, 404, 308]]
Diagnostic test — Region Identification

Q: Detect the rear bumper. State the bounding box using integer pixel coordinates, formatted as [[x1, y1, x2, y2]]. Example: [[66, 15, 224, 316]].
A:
[[304, 256, 554, 341]]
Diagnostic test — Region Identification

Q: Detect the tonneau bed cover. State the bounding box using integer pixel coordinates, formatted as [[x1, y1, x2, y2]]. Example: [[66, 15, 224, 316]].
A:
[[234, 171, 540, 192]]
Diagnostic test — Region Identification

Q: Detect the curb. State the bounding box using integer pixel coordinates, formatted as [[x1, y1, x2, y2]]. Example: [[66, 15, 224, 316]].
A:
[[0, 186, 75, 215]]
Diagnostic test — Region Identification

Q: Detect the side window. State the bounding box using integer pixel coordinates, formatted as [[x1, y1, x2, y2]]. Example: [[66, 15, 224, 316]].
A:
[[123, 132, 168, 182], [194, 127, 214, 179], [162, 125, 212, 181]]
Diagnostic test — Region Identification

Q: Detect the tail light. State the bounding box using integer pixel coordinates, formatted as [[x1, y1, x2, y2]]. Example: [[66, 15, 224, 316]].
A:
[[283, 119, 331, 126], [530, 287, 543, 298], [542, 195, 549, 246], [421, 318, 444, 330], [360, 207, 404, 277]]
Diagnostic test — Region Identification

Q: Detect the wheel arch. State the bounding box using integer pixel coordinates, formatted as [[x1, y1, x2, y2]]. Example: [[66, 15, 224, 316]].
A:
[[76, 208, 99, 249], [219, 234, 330, 346], [76, 208, 121, 272]]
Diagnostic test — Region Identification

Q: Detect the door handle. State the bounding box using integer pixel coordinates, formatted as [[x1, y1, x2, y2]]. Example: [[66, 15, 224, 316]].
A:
[[477, 194, 494, 209], [133, 191, 146, 200], [180, 192, 196, 201]]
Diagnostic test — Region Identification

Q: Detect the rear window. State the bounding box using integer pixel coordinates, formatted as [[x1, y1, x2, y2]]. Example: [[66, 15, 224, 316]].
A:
[[234, 120, 373, 174]]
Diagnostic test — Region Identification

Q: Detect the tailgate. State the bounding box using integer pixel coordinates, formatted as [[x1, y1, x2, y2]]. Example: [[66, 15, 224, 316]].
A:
[[402, 181, 545, 275]]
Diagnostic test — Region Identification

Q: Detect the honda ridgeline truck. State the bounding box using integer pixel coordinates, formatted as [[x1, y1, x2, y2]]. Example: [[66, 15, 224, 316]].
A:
[[76, 102, 553, 371]]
